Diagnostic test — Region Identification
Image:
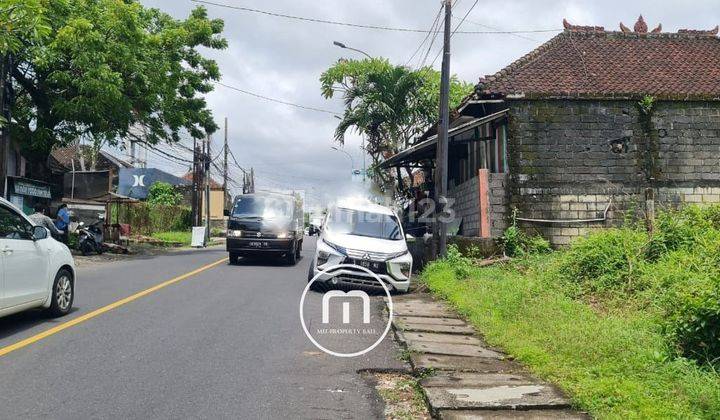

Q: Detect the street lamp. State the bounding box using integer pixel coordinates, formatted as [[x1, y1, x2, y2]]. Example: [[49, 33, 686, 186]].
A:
[[332, 41, 373, 59], [331, 146, 355, 179]]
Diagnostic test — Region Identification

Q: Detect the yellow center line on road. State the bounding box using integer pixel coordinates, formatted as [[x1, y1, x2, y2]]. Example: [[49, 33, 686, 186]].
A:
[[0, 257, 229, 358]]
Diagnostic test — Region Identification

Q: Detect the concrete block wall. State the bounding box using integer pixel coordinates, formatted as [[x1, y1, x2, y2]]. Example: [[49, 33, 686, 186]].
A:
[[507, 99, 720, 246], [448, 176, 479, 236], [447, 172, 510, 239]]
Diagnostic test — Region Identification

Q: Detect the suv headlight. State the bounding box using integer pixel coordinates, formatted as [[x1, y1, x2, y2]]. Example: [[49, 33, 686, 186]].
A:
[[276, 231, 293, 239], [317, 250, 331, 266], [228, 229, 242, 237], [399, 262, 411, 278]]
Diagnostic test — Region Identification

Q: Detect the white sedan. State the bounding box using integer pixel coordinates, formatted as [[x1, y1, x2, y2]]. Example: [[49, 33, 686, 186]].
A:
[[0, 198, 76, 319]]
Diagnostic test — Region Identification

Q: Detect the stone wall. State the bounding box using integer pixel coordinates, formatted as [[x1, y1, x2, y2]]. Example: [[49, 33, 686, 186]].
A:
[[507, 99, 720, 246], [488, 173, 509, 238]]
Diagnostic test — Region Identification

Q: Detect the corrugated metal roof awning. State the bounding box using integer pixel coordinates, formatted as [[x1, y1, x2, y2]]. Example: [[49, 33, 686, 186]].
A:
[[379, 109, 508, 169]]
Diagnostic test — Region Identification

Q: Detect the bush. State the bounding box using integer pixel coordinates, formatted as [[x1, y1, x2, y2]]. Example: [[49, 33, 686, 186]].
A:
[[663, 270, 720, 365], [444, 244, 474, 279], [500, 223, 551, 257], [557, 228, 648, 294], [147, 182, 182, 206]]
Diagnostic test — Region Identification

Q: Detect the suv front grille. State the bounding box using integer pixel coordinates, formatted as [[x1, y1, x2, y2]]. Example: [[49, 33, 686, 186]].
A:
[[344, 248, 404, 261]]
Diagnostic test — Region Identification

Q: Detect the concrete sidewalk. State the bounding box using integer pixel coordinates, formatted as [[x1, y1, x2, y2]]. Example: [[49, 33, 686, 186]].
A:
[[390, 294, 589, 419]]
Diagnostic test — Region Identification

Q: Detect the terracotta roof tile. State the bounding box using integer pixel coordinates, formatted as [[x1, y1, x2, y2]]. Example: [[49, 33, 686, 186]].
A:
[[478, 18, 720, 100]]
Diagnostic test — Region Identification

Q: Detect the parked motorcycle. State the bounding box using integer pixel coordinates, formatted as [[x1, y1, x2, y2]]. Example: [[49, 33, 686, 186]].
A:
[[78, 217, 105, 256]]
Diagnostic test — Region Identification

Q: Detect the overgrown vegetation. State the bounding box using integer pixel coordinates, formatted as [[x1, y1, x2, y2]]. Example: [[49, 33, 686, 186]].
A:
[[110, 202, 191, 235], [500, 210, 552, 257], [423, 204, 720, 418]]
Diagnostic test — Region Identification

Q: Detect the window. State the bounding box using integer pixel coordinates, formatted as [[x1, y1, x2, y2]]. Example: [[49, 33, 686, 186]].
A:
[[231, 195, 293, 219], [0, 206, 33, 240], [326, 208, 403, 241]]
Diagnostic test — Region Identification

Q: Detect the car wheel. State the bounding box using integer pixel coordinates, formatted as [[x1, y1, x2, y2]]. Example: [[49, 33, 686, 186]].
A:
[[307, 258, 315, 281], [47, 268, 74, 317], [286, 244, 298, 265], [295, 241, 302, 259], [229, 253, 239, 265]]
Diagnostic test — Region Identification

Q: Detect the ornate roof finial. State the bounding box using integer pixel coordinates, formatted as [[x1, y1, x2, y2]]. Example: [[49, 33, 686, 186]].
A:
[[620, 22, 631, 33], [634, 15, 648, 33], [651, 23, 662, 33]]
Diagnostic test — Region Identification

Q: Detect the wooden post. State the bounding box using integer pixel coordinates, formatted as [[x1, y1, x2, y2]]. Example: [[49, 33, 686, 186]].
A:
[[645, 187, 655, 235]]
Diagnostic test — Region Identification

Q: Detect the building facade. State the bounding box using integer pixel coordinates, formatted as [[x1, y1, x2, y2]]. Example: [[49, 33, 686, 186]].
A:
[[384, 16, 720, 246]]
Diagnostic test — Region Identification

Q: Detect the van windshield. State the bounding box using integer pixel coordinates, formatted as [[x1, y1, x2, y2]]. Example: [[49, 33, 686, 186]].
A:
[[232, 196, 293, 219], [326, 208, 402, 240]]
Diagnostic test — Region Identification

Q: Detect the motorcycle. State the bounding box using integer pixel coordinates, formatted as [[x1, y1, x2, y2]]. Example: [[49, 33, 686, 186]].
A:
[[77, 217, 105, 256]]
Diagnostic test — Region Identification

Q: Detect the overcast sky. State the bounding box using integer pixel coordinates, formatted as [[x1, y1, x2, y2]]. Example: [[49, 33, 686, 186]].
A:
[[137, 0, 720, 206]]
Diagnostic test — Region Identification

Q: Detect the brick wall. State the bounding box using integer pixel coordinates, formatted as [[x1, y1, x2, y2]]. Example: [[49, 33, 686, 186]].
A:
[[507, 99, 720, 246]]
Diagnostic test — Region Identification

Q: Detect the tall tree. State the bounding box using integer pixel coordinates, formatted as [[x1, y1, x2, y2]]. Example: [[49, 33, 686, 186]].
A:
[[320, 58, 472, 191], [6, 0, 226, 160]]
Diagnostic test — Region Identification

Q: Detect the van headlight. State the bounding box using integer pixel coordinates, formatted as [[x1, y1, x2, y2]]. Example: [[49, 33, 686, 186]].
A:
[[276, 231, 293, 239], [228, 230, 243, 238]]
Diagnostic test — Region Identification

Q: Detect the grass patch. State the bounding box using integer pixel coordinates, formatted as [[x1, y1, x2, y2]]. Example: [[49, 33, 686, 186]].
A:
[[150, 231, 192, 246], [373, 373, 430, 420], [423, 257, 720, 418]]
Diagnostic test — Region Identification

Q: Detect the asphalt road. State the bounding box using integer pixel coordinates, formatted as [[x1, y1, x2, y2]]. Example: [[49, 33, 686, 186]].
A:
[[0, 237, 405, 419]]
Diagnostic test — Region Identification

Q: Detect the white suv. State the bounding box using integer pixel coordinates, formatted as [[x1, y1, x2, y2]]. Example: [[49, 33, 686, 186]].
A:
[[0, 198, 76, 319], [308, 199, 412, 293]]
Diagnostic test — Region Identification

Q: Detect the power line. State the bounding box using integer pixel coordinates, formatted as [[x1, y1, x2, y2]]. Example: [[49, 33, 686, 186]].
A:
[[405, 4, 443, 67], [215, 81, 341, 116], [191, 0, 561, 35], [455, 16, 538, 42], [431, 0, 480, 66]]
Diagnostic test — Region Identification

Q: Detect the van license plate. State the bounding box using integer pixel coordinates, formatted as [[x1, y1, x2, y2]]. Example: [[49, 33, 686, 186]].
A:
[[249, 241, 266, 248]]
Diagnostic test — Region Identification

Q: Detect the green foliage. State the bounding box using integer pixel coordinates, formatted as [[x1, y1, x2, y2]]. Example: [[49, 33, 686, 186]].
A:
[[638, 95, 655, 115], [320, 58, 472, 186], [443, 244, 474, 279], [110, 202, 191, 235], [147, 182, 182, 206], [150, 231, 191, 246], [557, 228, 649, 294], [8, 0, 227, 157], [0, 0, 51, 53], [500, 224, 551, 257], [422, 254, 720, 418]]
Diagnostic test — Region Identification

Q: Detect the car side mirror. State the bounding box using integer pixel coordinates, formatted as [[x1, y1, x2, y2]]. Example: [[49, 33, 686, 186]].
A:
[[405, 233, 416, 243], [32, 225, 48, 241]]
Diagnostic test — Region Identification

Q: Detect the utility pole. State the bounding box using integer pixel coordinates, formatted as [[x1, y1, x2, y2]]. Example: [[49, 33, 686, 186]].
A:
[[204, 134, 211, 244], [191, 138, 199, 226], [223, 117, 229, 208], [434, 0, 452, 258], [249, 167, 255, 193], [0, 53, 12, 198]]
